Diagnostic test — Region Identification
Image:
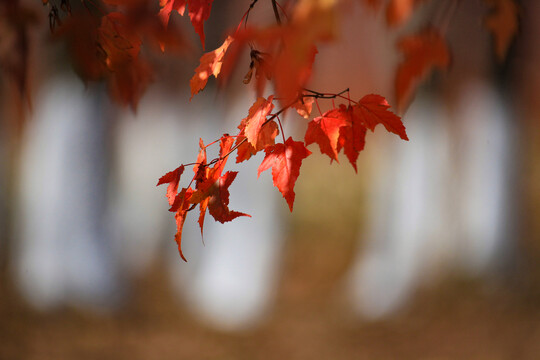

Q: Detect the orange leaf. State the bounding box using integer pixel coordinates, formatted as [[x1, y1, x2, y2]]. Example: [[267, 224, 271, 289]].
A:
[[187, 0, 214, 49], [190, 35, 234, 100], [219, 0, 337, 104], [305, 107, 349, 162], [206, 171, 251, 223], [354, 94, 408, 140], [190, 135, 249, 225], [97, 12, 153, 109], [484, 0, 519, 61], [258, 137, 312, 211], [242, 96, 275, 148], [171, 187, 194, 261], [235, 121, 279, 163], [193, 138, 207, 181], [335, 105, 366, 172], [395, 27, 451, 112], [157, 165, 185, 206], [292, 96, 315, 119], [159, 0, 186, 26]]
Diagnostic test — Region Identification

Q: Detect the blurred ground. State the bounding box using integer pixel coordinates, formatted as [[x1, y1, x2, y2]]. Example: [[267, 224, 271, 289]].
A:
[[1, 154, 540, 360]]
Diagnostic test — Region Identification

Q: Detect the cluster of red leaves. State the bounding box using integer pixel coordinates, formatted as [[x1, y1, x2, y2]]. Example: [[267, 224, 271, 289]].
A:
[[4, 0, 519, 261], [157, 136, 249, 261], [305, 95, 408, 171], [157, 0, 522, 261], [46, 0, 214, 108], [192, 0, 336, 105], [158, 90, 407, 260], [360, 0, 519, 109], [1, 0, 520, 114], [158, 0, 214, 49]]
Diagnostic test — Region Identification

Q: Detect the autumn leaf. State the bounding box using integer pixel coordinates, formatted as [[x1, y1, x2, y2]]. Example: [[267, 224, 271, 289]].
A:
[[242, 96, 275, 148], [302, 94, 404, 171], [97, 12, 154, 108], [98, 12, 141, 71], [292, 96, 315, 119], [159, 0, 186, 26], [219, 0, 337, 104], [272, 0, 337, 103], [157, 165, 185, 206], [332, 105, 366, 172], [207, 171, 251, 223], [354, 94, 408, 140], [258, 137, 312, 211], [190, 135, 249, 230], [395, 26, 451, 112], [193, 138, 207, 182], [235, 120, 279, 163], [160, 135, 248, 260], [186, 0, 214, 49], [304, 107, 348, 162], [174, 210, 188, 261], [171, 187, 194, 261], [191, 170, 250, 225], [190, 35, 234, 100], [56, 13, 105, 81], [484, 0, 519, 62]]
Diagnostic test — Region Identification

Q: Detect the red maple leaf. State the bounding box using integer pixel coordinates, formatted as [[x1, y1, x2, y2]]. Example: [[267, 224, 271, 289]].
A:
[[235, 120, 279, 163], [258, 137, 312, 211], [304, 107, 348, 162], [207, 171, 251, 223], [97, 12, 153, 108], [334, 105, 366, 172], [395, 27, 451, 112], [159, 135, 249, 260], [158, 0, 212, 49], [242, 96, 275, 148], [292, 96, 315, 119], [193, 138, 207, 182], [171, 187, 194, 261], [187, 0, 214, 49], [158, 0, 186, 26], [354, 94, 408, 140], [190, 35, 234, 99], [156, 165, 185, 206], [219, 1, 337, 104], [190, 135, 249, 231], [304, 95, 405, 171]]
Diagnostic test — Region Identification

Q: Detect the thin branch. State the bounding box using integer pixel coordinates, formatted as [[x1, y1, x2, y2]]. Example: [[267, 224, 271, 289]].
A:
[[244, 0, 259, 28], [271, 0, 282, 25], [276, 115, 286, 143]]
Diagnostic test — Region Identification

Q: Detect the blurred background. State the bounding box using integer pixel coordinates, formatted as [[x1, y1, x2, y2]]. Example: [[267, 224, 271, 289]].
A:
[[1, 0, 540, 359]]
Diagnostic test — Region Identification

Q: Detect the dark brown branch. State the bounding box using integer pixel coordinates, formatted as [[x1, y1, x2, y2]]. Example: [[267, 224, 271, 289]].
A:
[[271, 0, 282, 25]]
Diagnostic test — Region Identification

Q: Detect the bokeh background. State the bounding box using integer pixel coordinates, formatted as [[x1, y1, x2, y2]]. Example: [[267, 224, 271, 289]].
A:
[[1, 0, 540, 359]]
